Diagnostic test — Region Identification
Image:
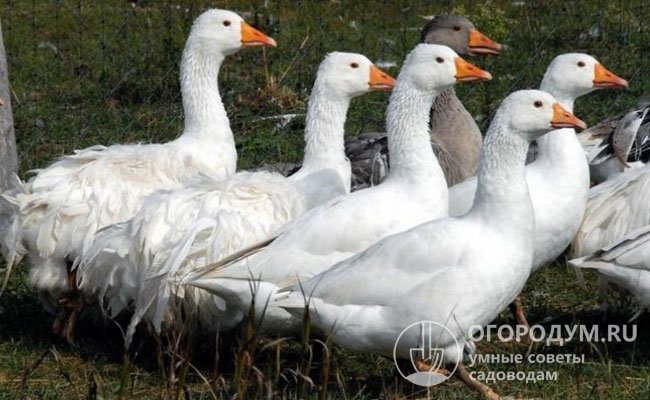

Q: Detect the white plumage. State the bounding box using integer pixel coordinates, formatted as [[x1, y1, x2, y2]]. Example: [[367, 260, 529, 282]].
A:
[[183, 44, 493, 334], [80, 52, 395, 343], [447, 54, 627, 273], [79, 171, 300, 313], [273, 90, 585, 364], [0, 9, 276, 314], [569, 110, 650, 309]]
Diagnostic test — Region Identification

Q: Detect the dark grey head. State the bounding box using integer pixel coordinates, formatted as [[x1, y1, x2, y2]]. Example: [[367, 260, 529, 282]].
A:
[[420, 15, 502, 57]]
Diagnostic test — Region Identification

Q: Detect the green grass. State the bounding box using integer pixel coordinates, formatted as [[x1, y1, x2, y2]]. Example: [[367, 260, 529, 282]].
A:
[[1, 0, 650, 399]]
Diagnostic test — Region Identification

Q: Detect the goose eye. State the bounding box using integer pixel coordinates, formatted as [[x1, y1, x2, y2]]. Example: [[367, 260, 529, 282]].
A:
[[436, 57, 444, 64], [223, 20, 231, 27], [534, 101, 543, 108], [350, 62, 359, 69], [453, 26, 461, 31], [577, 61, 585, 67]]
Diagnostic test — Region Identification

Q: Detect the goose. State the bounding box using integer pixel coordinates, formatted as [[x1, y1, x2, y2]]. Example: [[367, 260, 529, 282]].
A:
[[582, 105, 650, 184], [444, 54, 627, 324], [343, 15, 502, 189], [568, 146, 650, 311], [272, 90, 585, 399], [80, 52, 396, 344], [183, 43, 493, 334], [0, 9, 276, 342]]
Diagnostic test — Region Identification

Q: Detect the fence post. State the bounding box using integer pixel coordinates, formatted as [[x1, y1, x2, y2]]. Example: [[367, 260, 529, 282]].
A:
[[0, 17, 17, 192]]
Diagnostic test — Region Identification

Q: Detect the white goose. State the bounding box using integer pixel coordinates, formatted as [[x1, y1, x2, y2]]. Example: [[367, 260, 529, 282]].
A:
[[445, 54, 627, 321], [183, 44, 492, 334], [81, 52, 395, 342], [0, 9, 276, 341], [274, 90, 586, 399], [568, 151, 650, 311]]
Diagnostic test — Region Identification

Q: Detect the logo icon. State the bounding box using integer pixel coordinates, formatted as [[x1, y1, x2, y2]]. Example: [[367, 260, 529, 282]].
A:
[[393, 320, 461, 387]]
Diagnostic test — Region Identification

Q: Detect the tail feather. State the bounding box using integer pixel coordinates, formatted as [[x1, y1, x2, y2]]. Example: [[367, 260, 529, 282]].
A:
[[186, 276, 247, 311], [180, 235, 277, 284], [568, 256, 610, 270], [273, 290, 309, 318]]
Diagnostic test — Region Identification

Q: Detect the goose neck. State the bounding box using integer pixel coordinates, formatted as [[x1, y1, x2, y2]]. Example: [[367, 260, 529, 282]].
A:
[[469, 115, 532, 219], [385, 80, 445, 183], [180, 42, 231, 141], [300, 85, 351, 168], [534, 128, 585, 167]]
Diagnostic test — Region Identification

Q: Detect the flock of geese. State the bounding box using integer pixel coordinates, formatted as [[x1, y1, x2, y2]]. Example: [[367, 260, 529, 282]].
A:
[[1, 8, 649, 399]]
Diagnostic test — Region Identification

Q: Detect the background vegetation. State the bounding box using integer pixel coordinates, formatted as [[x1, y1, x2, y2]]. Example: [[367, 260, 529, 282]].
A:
[[1, 0, 650, 399]]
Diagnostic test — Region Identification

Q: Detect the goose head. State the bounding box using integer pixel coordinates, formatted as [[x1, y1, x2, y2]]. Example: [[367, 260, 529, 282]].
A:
[[401, 44, 492, 93], [189, 9, 276, 56], [502, 90, 587, 142], [420, 15, 502, 56], [315, 52, 396, 99], [542, 53, 628, 101]]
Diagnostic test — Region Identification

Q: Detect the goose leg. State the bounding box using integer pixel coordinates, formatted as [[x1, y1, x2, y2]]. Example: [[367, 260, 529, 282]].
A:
[[414, 358, 451, 376], [51, 263, 82, 344], [454, 363, 501, 400], [509, 295, 530, 329], [597, 277, 609, 315], [60, 294, 83, 344], [51, 300, 67, 337]]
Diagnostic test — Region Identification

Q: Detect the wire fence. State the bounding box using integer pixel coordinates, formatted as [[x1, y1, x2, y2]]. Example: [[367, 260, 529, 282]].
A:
[[2, 0, 649, 171]]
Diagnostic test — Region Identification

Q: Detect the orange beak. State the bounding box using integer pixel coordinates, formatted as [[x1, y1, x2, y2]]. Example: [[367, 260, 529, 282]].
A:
[[368, 65, 396, 91], [240, 21, 277, 48], [593, 63, 628, 89], [468, 27, 502, 56], [551, 103, 587, 130], [454, 57, 493, 82]]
